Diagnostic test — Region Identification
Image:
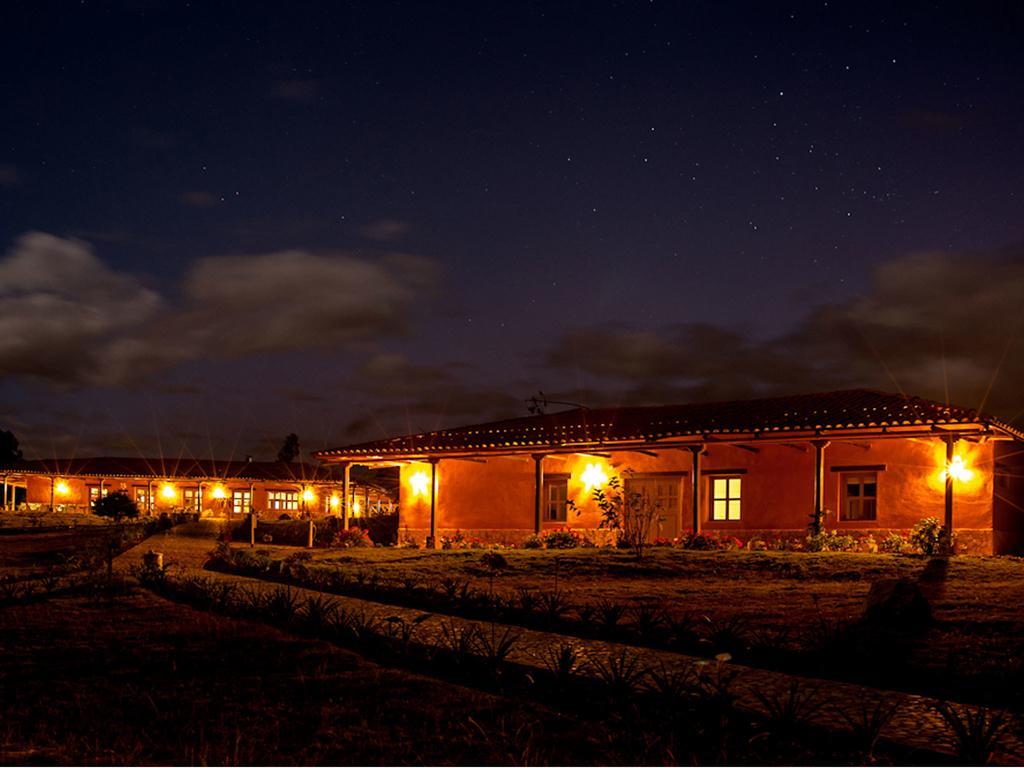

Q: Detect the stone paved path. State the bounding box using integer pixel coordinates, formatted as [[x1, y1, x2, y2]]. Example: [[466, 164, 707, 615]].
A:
[[120, 528, 1024, 763]]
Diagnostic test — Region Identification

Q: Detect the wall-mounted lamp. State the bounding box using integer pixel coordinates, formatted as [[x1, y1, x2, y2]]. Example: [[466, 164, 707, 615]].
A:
[[409, 470, 430, 496], [581, 462, 609, 492]]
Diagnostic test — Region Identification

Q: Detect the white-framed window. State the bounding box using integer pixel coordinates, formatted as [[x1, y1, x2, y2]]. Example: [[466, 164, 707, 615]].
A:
[[268, 490, 299, 511], [841, 473, 877, 521], [183, 488, 197, 508], [232, 490, 252, 515], [544, 477, 569, 522], [88, 486, 108, 507], [135, 488, 152, 508], [710, 476, 742, 521]]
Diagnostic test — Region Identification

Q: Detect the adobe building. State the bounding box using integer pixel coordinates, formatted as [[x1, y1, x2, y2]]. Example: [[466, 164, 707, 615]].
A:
[[0, 456, 392, 521], [315, 390, 1024, 554]]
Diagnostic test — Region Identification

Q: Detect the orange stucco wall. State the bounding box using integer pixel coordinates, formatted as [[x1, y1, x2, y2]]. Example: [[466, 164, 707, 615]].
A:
[[397, 436, 1021, 553]]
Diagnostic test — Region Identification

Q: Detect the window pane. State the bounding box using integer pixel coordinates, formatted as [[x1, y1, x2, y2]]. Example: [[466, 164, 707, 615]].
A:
[[728, 499, 741, 520], [846, 482, 860, 497], [862, 499, 877, 520], [845, 499, 858, 519], [863, 482, 877, 498], [713, 478, 727, 499], [713, 499, 727, 520], [728, 478, 741, 498]]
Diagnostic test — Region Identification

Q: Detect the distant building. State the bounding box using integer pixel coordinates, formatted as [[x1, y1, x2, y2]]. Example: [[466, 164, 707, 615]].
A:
[[0, 456, 394, 520], [315, 390, 1024, 554]]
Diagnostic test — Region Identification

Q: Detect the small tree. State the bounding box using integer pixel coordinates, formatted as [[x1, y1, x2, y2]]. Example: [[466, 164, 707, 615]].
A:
[[579, 472, 663, 558], [277, 433, 300, 463], [93, 491, 140, 522], [0, 429, 22, 464]]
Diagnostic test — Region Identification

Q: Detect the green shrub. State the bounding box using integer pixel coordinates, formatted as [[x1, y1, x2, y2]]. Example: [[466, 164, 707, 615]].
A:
[[910, 517, 954, 555], [521, 534, 543, 549], [541, 527, 582, 549], [878, 532, 908, 554], [333, 526, 373, 548], [93, 491, 139, 521], [805, 530, 857, 552]]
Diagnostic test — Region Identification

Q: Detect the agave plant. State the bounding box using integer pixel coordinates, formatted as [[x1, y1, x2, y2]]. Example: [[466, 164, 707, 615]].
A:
[[933, 701, 1009, 765], [265, 586, 301, 624], [536, 589, 574, 625], [588, 648, 650, 701], [752, 680, 830, 741], [475, 625, 521, 673], [837, 695, 903, 762], [595, 599, 628, 636], [539, 642, 582, 689], [301, 595, 338, 632]]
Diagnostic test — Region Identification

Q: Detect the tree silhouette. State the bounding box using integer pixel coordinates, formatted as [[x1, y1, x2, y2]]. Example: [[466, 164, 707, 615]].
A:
[[277, 433, 300, 463], [0, 429, 23, 464], [94, 491, 139, 522]]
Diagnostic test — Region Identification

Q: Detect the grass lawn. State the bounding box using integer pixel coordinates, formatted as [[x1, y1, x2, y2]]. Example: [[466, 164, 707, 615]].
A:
[[0, 589, 606, 766], [182, 540, 1024, 707], [233, 544, 1024, 627]]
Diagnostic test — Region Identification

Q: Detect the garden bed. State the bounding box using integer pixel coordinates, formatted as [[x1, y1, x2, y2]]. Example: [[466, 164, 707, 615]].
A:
[[203, 544, 1024, 710]]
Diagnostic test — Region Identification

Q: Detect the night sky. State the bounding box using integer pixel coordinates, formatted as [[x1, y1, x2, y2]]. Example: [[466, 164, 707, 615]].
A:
[[2, 1, 1023, 461]]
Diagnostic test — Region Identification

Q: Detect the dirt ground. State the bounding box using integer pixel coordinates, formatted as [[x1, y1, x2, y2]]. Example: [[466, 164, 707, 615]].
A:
[[0, 589, 604, 766]]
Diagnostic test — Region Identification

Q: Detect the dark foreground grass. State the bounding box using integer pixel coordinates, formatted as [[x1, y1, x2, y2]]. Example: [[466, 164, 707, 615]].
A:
[[0, 590, 604, 766], [186, 539, 1024, 710]]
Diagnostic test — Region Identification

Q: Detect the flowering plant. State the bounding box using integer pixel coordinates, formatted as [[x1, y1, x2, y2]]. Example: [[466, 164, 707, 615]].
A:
[[332, 526, 373, 548], [674, 530, 743, 551], [542, 526, 583, 549]]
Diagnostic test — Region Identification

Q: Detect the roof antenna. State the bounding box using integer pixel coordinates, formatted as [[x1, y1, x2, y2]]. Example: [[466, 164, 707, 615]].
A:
[[526, 391, 587, 415]]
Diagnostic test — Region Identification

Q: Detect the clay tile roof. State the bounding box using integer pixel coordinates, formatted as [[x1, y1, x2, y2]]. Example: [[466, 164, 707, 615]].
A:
[[314, 389, 1023, 460], [0, 456, 356, 483]]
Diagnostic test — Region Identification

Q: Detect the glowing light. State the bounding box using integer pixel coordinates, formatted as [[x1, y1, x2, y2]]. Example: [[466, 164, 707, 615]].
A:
[[409, 470, 430, 496], [211, 485, 226, 500], [54, 480, 70, 495], [352, 499, 362, 516], [302, 488, 315, 503], [330, 494, 340, 508], [160, 483, 176, 500], [581, 462, 609, 492], [945, 455, 974, 482]]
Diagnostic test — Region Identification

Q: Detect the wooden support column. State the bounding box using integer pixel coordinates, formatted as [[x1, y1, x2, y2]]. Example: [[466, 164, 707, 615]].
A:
[[342, 463, 351, 530], [688, 445, 705, 533], [2, 475, 7, 511], [427, 458, 439, 549], [811, 439, 830, 535], [50, 477, 55, 511], [147, 480, 154, 515], [532, 454, 545, 534], [249, 511, 257, 548], [196, 482, 203, 516], [944, 435, 955, 534]]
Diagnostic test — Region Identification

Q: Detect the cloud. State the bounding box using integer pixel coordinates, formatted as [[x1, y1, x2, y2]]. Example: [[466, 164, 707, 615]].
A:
[[0, 165, 19, 187], [340, 353, 522, 439], [360, 218, 411, 242], [0, 232, 162, 384], [179, 250, 436, 356], [545, 246, 1024, 420], [0, 232, 440, 387], [270, 78, 320, 103], [179, 190, 220, 208]]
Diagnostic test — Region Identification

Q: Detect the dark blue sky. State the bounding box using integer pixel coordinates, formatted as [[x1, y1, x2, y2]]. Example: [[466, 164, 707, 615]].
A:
[[2, 1, 1023, 461]]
